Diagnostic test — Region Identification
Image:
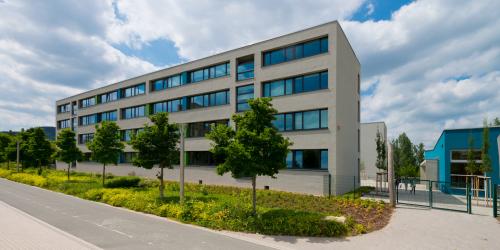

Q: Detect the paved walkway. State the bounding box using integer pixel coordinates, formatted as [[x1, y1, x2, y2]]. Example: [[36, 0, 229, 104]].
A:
[[0, 200, 100, 250]]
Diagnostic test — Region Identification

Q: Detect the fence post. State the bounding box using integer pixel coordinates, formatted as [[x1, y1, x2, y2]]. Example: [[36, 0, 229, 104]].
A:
[[353, 176, 356, 199], [387, 142, 395, 207], [429, 180, 433, 208], [467, 182, 472, 214], [493, 184, 497, 217], [328, 174, 332, 197]]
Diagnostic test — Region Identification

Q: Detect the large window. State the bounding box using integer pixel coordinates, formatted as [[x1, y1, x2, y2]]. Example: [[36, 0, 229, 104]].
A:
[[187, 151, 218, 166], [57, 119, 71, 129], [152, 74, 184, 91], [79, 114, 97, 126], [80, 97, 96, 108], [122, 83, 145, 98], [189, 62, 230, 83], [273, 109, 327, 132], [57, 103, 71, 113], [237, 60, 254, 81], [122, 105, 145, 119], [78, 133, 94, 144], [263, 37, 328, 66], [236, 85, 254, 112], [153, 98, 184, 114], [119, 152, 138, 163], [100, 91, 118, 103], [187, 120, 229, 138], [100, 110, 117, 122], [286, 149, 328, 170], [121, 128, 144, 142], [263, 71, 328, 97], [187, 90, 229, 109]]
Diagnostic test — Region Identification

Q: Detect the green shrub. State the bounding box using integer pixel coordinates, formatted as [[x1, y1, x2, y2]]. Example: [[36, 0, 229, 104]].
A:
[[8, 173, 47, 187], [0, 168, 11, 178], [84, 189, 105, 201], [104, 176, 140, 188]]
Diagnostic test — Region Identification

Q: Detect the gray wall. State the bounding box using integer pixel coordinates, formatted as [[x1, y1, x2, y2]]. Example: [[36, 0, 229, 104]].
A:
[[360, 122, 387, 180]]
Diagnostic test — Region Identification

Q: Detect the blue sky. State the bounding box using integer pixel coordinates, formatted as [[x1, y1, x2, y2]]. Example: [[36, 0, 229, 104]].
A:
[[0, 0, 499, 147]]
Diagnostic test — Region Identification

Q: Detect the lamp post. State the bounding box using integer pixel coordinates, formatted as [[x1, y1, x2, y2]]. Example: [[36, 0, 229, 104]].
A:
[[16, 139, 20, 172], [179, 123, 185, 205]]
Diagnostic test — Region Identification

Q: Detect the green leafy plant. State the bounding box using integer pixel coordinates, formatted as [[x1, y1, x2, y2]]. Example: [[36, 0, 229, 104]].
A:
[[55, 129, 83, 181], [104, 176, 141, 188]]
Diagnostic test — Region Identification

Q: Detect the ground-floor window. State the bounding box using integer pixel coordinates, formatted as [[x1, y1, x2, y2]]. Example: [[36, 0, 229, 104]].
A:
[[286, 149, 328, 170], [119, 152, 137, 164], [187, 151, 218, 166]]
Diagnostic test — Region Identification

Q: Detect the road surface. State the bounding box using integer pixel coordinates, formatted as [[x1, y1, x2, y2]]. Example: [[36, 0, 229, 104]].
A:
[[0, 178, 274, 250]]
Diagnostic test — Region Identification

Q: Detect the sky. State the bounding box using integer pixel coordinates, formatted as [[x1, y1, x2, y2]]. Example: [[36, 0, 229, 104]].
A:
[[0, 0, 499, 147]]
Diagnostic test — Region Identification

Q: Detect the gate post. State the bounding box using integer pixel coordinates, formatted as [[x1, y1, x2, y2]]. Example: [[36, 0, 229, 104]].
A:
[[387, 142, 395, 207], [429, 180, 433, 208], [493, 184, 497, 217], [467, 182, 472, 214]]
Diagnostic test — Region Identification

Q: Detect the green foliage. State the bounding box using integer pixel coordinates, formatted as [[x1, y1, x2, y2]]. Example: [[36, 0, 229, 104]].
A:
[[55, 129, 83, 180], [129, 112, 179, 198], [0, 166, 391, 237], [87, 121, 124, 185], [392, 133, 421, 177], [207, 98, 292, 214], [414, 143, 425, 166], [0, 133, 13, 164], [480, 119, 492, 173], [465, 136, 479, 175], [375, 130, 386, 171], [490, 117, 500, 126], [104, 176, 141, 188], [26, 128, 54, 172]]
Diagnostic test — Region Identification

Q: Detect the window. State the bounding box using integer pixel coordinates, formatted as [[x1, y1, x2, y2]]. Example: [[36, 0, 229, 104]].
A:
[[100, 110, 117, 121], [286, 149, 328, 170], [152, 98, 185, 114], [119, 152, 137, 163], [80, 97, 96, 108], [236, 85, 254, 112], [79, 133, 94, 144], [100, 91, 118, 103], [79, 114, 97, 126], [263, 36, 328, 66], [262, 71, 328, 97], [121, 128, 144, 142], [122, 105, 145, 119], [57, 103, 71, 113], [72, 102, 77, 115], [237, 60, 254, 81], [187, 120, 229, 138], [122, 83, 145, 98], [189, 62, 230, 83], [187, 90, 229, 110], [187, 151, 217, 166], [57, 119, 71, 129], [273, 109, 328, 131]]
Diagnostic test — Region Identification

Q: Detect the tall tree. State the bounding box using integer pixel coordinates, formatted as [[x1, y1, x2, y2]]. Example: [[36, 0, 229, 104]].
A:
[[55, 129, 83, 180], [26, 128, 54, 175], [480, 119, 492, 174], [207, 98, 292, 215], [87, 121, 124, 185], [491, 117, 500, 126], [414, 143, 425, 165], [392, 133, 418, 176], [0, 133, 13, 169], [465, 136, 479, 175], [129, 113, 179, 199], [375, 129, 386, 171]]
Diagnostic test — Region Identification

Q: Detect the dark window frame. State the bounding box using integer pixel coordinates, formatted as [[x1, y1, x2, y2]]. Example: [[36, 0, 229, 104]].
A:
[[262, 36, 328, 67]]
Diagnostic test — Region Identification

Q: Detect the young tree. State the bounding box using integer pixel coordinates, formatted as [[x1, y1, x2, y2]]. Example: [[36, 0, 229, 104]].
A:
[[392, 133, 417, 177], [207, 98, 292, 215], [480, 119, 492, 174], [87, 121, 124, 185], [465, 137, 479, 175], [55, 129, 83, 180], [129, 113, 179, 199], [375, 130, 386, 171], [414, 143, 425, 166], [491, 117, 500, 126], [0, 133, 13, 169], [26, 128, 54, 175]]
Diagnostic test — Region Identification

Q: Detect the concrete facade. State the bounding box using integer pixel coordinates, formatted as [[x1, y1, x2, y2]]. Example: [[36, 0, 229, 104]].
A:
[[360, 122, 387, 180], [55, 21, 360, 195]]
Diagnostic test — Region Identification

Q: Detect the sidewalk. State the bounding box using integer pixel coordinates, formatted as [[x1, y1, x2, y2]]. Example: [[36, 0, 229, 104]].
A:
[[0, 200, 100, 250]]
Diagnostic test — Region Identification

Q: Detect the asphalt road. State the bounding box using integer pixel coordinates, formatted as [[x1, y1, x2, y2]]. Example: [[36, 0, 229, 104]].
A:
[[0, 178, 275, 250]]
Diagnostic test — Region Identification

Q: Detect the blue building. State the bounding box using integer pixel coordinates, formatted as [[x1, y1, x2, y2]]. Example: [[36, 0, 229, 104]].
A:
[[423, 127, 500, 189]]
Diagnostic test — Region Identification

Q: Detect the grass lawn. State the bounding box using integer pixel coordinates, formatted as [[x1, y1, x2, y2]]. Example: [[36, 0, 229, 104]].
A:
[[0, 165, 392, 237]]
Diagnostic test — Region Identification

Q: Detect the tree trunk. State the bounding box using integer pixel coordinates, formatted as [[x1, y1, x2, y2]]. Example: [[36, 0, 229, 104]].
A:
[[251, 176, 256, 215], [159, 166, 165, 199], [102, 164, 106, 186], [67, 163, 71, 181]]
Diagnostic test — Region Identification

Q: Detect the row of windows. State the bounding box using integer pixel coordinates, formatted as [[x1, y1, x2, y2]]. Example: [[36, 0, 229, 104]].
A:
[[263, 71, 328, 97], [273, 109, 328, 132], [100, 91, 119, 103], [187, 120, 229, 138], [80, 97, 96, 108], [121, 128, 144, 142], [101, 110, 118, 122], [57, 103, 71, 113], [236, 84, 254, 112], [286, 149, 328, 170], [79, 110, 117, 126], [152, 73, 185, 91], [237, 60, 254, 81], [153, 99, 183, 114], [263, 37, 328, 66], [80, 114, 97, 126], [187, 90, 230, 109], [122, 106, 145, 120], [79, 133, 94, 144], [122, 83, 145, 98], [189, 62, 230, 83], [58, 119, 71, 129]]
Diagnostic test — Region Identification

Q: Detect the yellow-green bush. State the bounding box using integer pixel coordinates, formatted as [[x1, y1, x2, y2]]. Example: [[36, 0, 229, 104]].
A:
[[8, 173, 47, 187], [0, 168, 11, 178]]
